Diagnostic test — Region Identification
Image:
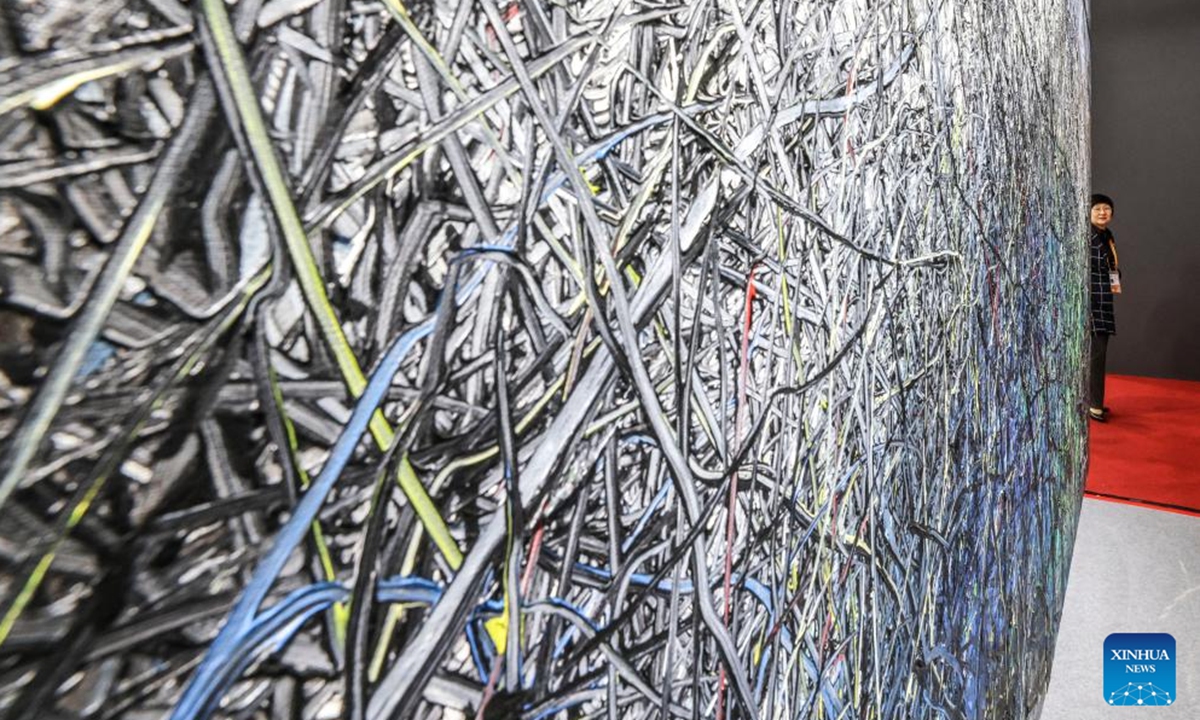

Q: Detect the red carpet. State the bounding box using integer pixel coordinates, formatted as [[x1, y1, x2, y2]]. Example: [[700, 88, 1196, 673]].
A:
[[1086, 374, 1200, 516]]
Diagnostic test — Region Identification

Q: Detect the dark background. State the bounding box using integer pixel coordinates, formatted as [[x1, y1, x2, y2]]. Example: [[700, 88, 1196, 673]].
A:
[[1092, 0, 1200, 381]]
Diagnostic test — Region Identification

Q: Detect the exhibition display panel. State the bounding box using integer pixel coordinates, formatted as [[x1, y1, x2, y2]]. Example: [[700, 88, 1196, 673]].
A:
[[0, 1, 1091, 718]]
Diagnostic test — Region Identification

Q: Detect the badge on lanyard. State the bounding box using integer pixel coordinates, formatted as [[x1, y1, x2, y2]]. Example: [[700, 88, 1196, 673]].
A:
[[1107, 238, 1122, 293]]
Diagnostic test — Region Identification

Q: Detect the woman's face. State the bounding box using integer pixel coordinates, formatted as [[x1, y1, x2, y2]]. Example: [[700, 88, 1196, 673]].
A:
[[1091, 203, 1113, 229]]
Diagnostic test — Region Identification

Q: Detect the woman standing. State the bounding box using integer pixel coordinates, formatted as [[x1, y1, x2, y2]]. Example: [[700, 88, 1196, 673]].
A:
[[1088, 193, 1120, 421]]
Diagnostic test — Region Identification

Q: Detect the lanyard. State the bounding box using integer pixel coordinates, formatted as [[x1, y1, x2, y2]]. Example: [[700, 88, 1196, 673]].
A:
[[1107, 238, 1119, 270]]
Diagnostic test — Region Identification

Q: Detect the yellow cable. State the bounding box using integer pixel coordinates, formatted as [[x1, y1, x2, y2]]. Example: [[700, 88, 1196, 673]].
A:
[[202, 0, 462, 569]]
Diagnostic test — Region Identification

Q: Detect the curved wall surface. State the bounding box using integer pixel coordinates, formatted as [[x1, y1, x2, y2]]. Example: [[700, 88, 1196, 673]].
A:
[[0, 1, 1089, 719]]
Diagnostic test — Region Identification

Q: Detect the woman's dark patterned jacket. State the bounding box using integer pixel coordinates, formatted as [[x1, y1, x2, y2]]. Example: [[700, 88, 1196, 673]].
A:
[[1089, 225, 1117, 335]]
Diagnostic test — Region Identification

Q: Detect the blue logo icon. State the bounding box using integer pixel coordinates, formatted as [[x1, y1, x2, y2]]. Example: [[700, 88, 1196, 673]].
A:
[[1104, 633, 1176, 706]]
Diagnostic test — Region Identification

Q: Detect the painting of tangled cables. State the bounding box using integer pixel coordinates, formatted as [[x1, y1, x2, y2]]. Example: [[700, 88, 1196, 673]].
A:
[[0, 0, 1090, 718]]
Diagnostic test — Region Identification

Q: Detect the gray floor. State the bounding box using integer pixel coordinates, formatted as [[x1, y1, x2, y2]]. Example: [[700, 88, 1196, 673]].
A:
[[1040, 499, 1200, 718]]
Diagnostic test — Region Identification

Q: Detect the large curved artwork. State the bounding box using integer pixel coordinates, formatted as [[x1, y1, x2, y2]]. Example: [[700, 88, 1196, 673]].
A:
[[0, 0, 1089, 718]]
